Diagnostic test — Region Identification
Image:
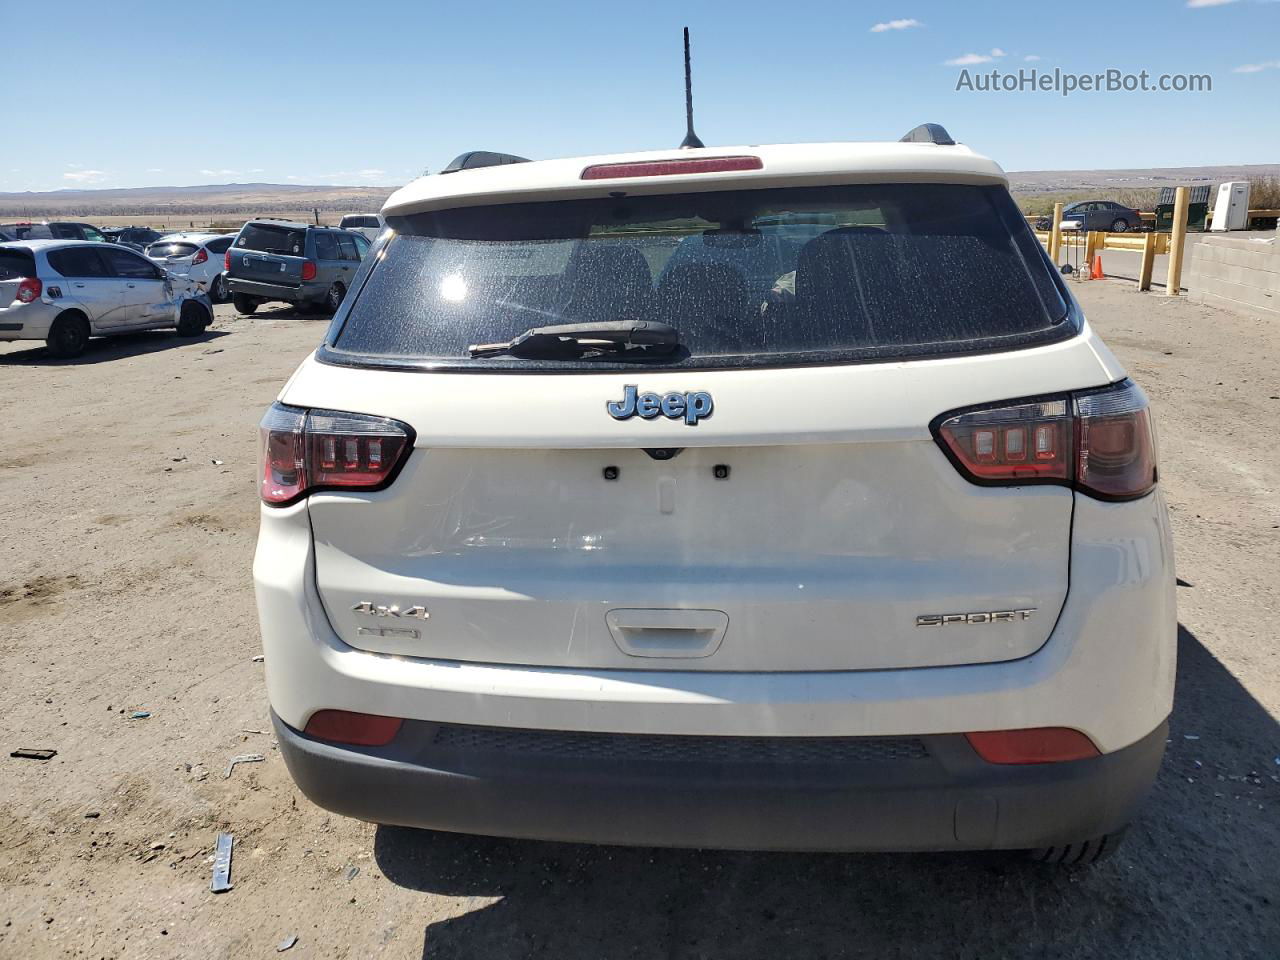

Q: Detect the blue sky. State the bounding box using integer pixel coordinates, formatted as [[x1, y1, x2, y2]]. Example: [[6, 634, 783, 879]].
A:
[[4, 0, 1276, 193]]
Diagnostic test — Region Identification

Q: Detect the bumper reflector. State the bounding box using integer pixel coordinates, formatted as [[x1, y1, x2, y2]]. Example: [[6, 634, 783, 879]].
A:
[[304, 710, 403, 747], [964, 727, 1100, 764]]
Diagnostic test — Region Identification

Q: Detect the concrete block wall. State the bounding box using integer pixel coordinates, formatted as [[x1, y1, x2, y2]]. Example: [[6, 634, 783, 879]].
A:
[[1188, 229, 1280, 318]]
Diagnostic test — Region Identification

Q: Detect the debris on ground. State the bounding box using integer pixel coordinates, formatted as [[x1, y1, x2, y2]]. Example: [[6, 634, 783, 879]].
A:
[[10, 748, 57, 761], [224, 754, 266, 779], [344, 865, 359, 882], [129, 711, 151, 720], [252, 655, 265, 663], [210, 832, 234, 893], [277, 934, 299, 952], [211, 459, 224, 465]]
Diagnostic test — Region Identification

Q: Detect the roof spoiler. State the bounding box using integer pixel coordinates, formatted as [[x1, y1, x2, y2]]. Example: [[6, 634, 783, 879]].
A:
[[899, 123, 956, 146], [440, 151, 531, 174]]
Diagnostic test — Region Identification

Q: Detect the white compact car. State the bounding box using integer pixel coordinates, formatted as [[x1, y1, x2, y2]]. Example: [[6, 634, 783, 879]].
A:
[[1, 240, 212, 357], [254, 128, 1175, 864], [146, 233, 236, 303]]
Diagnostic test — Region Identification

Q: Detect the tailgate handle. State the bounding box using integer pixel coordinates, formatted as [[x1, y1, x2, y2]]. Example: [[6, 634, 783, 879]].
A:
[[606, 608, 728, 659]]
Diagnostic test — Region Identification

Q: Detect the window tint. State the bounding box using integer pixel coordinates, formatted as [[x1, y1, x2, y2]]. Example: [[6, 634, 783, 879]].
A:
[[80, 225, 107, 242], [147, 242, 200, 259], [236, 223, 306, 255], [352, 234, 370, 257], [337, 234, 360, 261], [3, 224, 53, 240], [205, 237, 233, 254], [341, 215, 381, 228], [313, 232, 339, 261], [48, 247, 110, 277], [332, 183, 1070, 370], [0, 249, 36, 280], [102, 248, 161, 279]]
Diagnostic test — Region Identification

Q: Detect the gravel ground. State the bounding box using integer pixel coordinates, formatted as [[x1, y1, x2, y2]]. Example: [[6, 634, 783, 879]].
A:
[[1, 284, 1277, 960]]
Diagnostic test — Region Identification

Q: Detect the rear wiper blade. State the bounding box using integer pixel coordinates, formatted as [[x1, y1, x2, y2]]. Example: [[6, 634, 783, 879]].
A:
[[469, 320, 680, 359]]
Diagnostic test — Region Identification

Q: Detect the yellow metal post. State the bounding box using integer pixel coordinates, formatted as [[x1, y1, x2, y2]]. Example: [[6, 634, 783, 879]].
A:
[[1084, 230, 1102, 270], [1166, 186, 1190, 296], [1138, 232, 1158, 291], [1048, 202, 1063, 264]]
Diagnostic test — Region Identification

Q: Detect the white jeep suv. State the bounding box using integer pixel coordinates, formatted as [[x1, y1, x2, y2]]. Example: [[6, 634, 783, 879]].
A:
[[254, 130, 1175, 863]]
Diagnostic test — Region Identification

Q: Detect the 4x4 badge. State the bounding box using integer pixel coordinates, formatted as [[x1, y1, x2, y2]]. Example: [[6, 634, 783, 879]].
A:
[[607, 385, 713, 426]]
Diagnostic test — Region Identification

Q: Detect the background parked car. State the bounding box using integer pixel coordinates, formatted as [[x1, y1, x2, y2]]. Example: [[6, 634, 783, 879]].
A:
[[225, 219, 371, 315], [105, 226, 164, 252], [338, 214, 385, 243], [1035, 201, 1142, 233], [146, 233, 236, 302], [0, 240, 211, 358], [0, 221, 109, 242]]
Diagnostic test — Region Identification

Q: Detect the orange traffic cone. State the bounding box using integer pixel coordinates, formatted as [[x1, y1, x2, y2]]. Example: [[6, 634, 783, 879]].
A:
[[1090, 254, 1104, 280]]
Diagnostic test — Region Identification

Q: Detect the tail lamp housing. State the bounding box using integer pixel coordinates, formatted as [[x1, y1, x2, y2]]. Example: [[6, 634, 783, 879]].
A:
[[933, 380, 1157, 501], [16, 278, 42, 303], [259, 403, 414, 506], [965, 727, 1100, 764], [300, 260, 318, 281], [191, 247, 209, 265], [224, 250, 232, 272]]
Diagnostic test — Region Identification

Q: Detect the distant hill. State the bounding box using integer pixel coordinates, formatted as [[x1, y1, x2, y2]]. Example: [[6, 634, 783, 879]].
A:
[[3, 164, 1278, 220], [0, 182, 396, 218]]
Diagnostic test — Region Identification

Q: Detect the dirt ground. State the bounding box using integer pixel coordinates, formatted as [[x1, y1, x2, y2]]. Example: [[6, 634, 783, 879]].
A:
[[1, 283, 1277, 960]]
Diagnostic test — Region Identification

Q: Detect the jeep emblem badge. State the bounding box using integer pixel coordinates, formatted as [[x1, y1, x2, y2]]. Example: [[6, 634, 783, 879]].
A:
[[607, 384, 713, 426]]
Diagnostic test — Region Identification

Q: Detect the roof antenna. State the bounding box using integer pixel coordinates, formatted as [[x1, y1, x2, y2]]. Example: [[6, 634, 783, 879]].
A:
[[679, 27, 704, 149]]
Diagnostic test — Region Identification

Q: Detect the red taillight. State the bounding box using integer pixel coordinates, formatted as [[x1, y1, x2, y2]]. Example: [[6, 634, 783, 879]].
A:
[[300, 260, 317, 281], [259, 403, 413, 505], [192, 247, 208, 265], [934, 381, 1156, 500], [304, 709, 403, 746], [224, 250, 231, 272], [965, 728, 1100, 764], [581, 155, 763, 180], [15, 278, 42, 304]]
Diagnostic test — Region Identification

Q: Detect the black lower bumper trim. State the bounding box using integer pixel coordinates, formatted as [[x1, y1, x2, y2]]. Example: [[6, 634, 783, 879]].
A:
[[272, 712, 1166, 853]]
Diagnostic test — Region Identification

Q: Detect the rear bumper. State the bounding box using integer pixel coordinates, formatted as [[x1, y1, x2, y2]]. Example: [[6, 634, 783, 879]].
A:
[[226, 276, 323, 303], [274, 713, 1167, 851]]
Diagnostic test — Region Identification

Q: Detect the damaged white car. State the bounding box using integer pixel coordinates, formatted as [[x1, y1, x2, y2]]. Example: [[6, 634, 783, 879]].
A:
[[0, 240, 213, 358]]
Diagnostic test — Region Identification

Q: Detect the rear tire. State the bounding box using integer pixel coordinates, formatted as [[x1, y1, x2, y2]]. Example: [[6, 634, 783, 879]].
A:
[[46, 314, 90, 358], [232, 293, 258, 315], [1111, 218, 1129, 233], [210, 274, 228, 303], [176, 300, 210, 336], [323, 282, 345, 315], [1029, 828, 1127, 866]]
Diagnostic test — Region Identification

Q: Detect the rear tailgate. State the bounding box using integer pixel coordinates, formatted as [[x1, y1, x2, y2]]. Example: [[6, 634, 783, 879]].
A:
[[229, 224, 306, 287], [0, 248, 36, 306], [291, 334, 1109, 673]]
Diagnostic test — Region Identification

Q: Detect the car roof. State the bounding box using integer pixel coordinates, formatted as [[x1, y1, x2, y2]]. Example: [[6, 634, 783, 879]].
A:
[[383, 140, 1007, 217], [244, 219, 313, 230], [0, 239, 127, 253]]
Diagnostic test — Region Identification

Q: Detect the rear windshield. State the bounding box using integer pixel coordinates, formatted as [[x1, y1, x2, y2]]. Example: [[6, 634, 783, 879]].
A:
[[328, 184, 1071, 370], [236, 223, 305, 256], [341, 215, 381, 228], [147, 242, 199, 259], [0, 249, 35, 280]]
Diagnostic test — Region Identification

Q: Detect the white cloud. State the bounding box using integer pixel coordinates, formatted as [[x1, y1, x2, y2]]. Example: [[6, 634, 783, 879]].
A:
[[357, 168, 386, 178], [285, 175, 302, 180], [146, 167, 164, 173], [944, 47, 1005, 66], [200, 168, 240, 177], [1187, 0, 1238, 6], [1233, 59, 1280, 72], [870, 18, 922, 32], [249, 168, 264, 173], [1024, 54, 1042, 61], [62, 170, 108, 184]]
